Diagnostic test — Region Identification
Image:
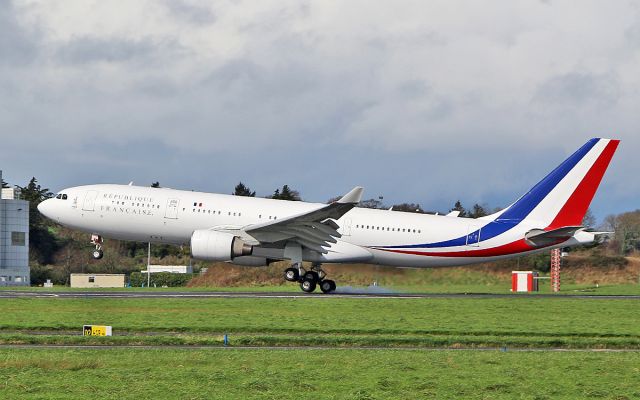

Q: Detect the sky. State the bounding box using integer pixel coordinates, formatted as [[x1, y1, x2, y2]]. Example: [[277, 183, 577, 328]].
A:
[[1, 0, 639, 222]]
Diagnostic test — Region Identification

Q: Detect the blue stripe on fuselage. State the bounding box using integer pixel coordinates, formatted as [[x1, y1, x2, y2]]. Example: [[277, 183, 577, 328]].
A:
[[379, 138, 600, 249]]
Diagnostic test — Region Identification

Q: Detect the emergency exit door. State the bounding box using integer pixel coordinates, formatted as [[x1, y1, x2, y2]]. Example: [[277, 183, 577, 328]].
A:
[[164, 198, 179, 219]]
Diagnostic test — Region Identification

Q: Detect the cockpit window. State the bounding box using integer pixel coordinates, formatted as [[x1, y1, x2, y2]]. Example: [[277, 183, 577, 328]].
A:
[[56, 194, 68, 200], [62, 194, 68, 200], [56, 194, 62, 199]]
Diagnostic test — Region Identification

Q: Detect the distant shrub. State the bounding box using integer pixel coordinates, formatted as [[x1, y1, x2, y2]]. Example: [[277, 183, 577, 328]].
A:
[[585, 254, 628, 269], [129, 272, 194, 287]]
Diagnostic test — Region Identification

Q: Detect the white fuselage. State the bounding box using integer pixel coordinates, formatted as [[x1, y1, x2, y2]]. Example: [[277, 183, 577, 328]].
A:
[[38, 184, 583, 268]]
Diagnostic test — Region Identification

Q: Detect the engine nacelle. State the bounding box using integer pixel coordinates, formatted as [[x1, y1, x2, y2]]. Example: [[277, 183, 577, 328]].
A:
[[191, 230, 253, 261], [230, 256, 269, 267]]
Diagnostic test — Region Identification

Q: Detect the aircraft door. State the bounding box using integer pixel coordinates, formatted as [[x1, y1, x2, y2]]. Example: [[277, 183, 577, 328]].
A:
[[82, 191, 98, 211], [164, 198, 180, 219], [341, 218, 352, 236], [466, 225, 481, 247]]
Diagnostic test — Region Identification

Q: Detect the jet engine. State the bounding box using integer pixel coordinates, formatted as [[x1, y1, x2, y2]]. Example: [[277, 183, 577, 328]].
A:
[[230, 256, 270, 267], [191, 230, 253, 261]]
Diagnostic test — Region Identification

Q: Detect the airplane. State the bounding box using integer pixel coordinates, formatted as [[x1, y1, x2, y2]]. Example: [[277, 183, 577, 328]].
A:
[[38, 137, 619, 293]]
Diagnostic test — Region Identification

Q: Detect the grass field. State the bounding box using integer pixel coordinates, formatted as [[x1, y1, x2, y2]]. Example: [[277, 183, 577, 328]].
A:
[[0, 296, 639, 349], [1, 348, 639, 399], [1, 293, 639, 399]]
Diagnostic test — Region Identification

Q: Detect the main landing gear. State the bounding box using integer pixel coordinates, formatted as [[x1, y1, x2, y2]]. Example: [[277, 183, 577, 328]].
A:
[[284, 263, 336, 294], [91, 234, 104, 260]]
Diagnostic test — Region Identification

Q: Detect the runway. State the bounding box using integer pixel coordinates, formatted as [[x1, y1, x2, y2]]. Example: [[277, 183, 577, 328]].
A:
[[1, 290, 639, 299]]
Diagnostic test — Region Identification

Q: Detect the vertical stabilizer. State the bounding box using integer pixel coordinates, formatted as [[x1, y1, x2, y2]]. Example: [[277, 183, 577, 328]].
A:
[[496, 138, 619, 228]]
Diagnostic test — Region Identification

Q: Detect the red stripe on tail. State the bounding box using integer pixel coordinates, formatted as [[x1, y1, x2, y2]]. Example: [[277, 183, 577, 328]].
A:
[[546, 140, 619, 230]]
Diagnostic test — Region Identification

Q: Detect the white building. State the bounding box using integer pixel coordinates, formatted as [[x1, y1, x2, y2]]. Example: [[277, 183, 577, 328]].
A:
[[70, 274, 125, 288], [141, 265, 193, 274], [0, 170, 30, 286]]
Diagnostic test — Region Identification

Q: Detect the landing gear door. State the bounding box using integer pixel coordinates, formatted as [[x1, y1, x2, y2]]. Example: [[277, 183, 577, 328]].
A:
[[466, 224, 481, 247], [82, 191, 98, 211], [164, 198, 179, 219]]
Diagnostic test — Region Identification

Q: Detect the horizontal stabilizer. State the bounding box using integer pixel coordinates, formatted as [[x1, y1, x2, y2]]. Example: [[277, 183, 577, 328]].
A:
[[525, 226, 583, 247]]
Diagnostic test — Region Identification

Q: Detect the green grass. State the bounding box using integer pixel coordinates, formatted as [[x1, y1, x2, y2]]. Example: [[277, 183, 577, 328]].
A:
[[0, 297, 639, 348], [1, 348, 639, 399], [3, 281, 640, 295]]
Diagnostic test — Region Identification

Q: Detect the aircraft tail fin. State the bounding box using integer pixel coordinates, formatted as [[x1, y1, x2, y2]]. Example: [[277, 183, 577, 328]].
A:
[[495, 138, 619, 229]]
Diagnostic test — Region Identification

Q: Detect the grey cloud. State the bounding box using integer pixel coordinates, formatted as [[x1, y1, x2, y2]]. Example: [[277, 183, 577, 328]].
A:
[[56, 37, 158, 64], [0, 2, 37, 65], [162, 0, 216, 26], [533, 72, 620, 107]]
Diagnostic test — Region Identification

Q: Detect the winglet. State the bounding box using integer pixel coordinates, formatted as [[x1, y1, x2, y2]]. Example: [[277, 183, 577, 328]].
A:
[[337, 186, 364, 204]]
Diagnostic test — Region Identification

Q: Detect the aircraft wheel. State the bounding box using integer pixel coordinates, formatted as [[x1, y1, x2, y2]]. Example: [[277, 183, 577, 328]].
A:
[[303, 271, 319, 283], [284, 268, 299, 282], [320, 279, 336, 294], [92, 249, 104, 260], [300, 279, 317, 293]]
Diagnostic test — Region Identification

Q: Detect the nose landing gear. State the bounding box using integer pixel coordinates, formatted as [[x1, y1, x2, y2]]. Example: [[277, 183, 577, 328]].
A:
[[91, 234, 104, 260], [284, 263, 336, 294]]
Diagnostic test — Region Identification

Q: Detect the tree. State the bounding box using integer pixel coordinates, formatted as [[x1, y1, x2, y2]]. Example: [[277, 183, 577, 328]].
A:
[[151, 182, 161, 188], [16, 177, 58, 265], [325, 196, 342, 204], [612, 210, 640, 255], [272, 185, 301, 201], [582, 208, 596, 228], [358, 198, 385, 209], [450, 200, 467, 217], [391, 203, 424, 213], [17, 177, 53, 230], [468, 203, 488, 218], [234, 182, 256, 197]]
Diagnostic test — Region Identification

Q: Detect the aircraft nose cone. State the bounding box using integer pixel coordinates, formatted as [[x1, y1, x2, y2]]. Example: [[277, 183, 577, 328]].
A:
[[37, 199, 53, 219]]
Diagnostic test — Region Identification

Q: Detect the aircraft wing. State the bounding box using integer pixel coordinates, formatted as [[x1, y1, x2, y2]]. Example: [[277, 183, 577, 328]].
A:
[[244, 186, 364, 253]]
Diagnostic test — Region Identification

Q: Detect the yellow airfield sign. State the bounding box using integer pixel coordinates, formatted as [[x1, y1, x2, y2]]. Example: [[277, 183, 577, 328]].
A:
[[83, 325, 112, 336]]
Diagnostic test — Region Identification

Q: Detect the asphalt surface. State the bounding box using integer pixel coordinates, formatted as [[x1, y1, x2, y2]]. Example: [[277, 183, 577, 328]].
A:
[[1, 290, 639, 299]]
